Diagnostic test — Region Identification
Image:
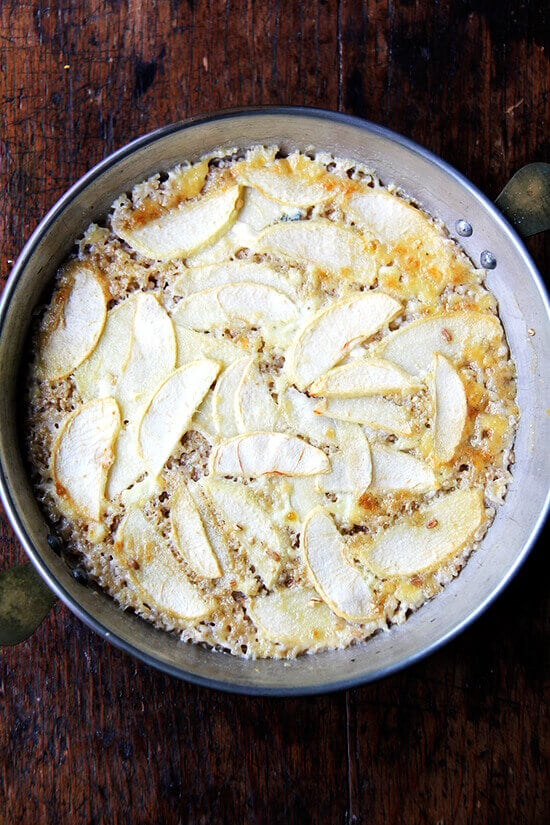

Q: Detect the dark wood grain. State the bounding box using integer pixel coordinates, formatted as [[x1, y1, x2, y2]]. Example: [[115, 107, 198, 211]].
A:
[[1, 2, 549, 823]]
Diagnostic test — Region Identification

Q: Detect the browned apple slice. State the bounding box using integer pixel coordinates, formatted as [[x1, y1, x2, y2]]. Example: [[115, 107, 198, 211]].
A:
[[171, 282, 298, 331], [257, 218, 377, 283], [432, 353, 468, 464], [378, 312, 503, 376], [170, 483, 222, 579], [52, 398, 121, 522], [39, 261, 108, 381], [309, 358, 421, 398], [359, 488, 486, 576], [347, 187, 440, 247], [210, 432, 330, 477], [111, 182, 243, 261], [114, 508, 212, 619], [205, 479, 287, 588], [370, 443, 436, 492], [314, 396, 413, 436], [138, 359, 220, 477], [247, 587, 343, 651], [235, 153, 339, 207], [302, 508, 376, 621], [285, 293, 402, 389]]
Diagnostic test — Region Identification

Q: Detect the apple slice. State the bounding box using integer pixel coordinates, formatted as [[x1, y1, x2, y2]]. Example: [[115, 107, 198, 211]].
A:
[[257, 218, 377, 283], [285, 293, 401, 389], [111, 182, 243, 261], [288, 477, 325, 522], [370, 443, 436, 492], [115, 293, 177, 421], [186, 185, 298, 267], [378, 312, 503, 376], [302, 508, 376, 621], [210, 432, 330, 478], [137, 359, 220, 477], [39, 261, 108, 381], [170, 483, 222, 579], [281, 387, 340, 444], [433, 353, 467, 464], [212, 358, 252, 437], [234, 359, 278, 433], [235, 153, 339, 207], [173, 260, 299, 299], [74, 295, 136, 401], [114, 508, 211, 619], [346, 187, 440, 247], [106, 422, 146, 500], [314, 396, 413, 436], [316, 423, 372, 494], [205, 478, 287, 588], [309, 357, 421, 398], [171, 282, 298, 331], [247, 587, 342, 651], [173, 325, 253, 369], [52, 398, 120, 521], [360, 487, 486, 577]]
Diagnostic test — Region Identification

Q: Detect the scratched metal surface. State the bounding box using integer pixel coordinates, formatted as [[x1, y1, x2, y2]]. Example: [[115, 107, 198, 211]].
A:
[[1, 2, 549, 823]]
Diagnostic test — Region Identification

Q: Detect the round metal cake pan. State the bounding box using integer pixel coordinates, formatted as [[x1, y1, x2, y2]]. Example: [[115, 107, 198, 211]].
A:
[[1, 108, 549, 695]]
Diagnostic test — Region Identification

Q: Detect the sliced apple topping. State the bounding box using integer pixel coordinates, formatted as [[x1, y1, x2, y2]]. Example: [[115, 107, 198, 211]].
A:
[[432, 353, 467, 464], [359, 488, 486, 577], [186, 185, 298, 267], [314, 396, 413, 436], [309, 357, 421, 398], [210, 432, 330, 478], [248, 587, 342, 651], [114, 293, 177, 421], [205, 479, 287, 588], [235, 153, 339, 207], [235, 359, 278, 433], [106, 423, 146, 500], [170, 483, 222, 579], [379, 312, 503, 376], [346, 187, 440, 247], [52, 398, 120, 522], [174, 325, 253, 369], [281, 387, 340, 444], [114, 508, 211, 619], [111, 182, 243, 261], [302, 508, 376, 621], [370, 443, 436, 492], [74, 295, 136, 400], [212, 358, 251, 437], [316, 423, 372, 495], [257, 218, 377, 283], [138, 359, 220, 477], [286, 293, 401, 390], [173, 260, 299, 299], [171, 282, 298, 332], [39, 262, 108, 381]]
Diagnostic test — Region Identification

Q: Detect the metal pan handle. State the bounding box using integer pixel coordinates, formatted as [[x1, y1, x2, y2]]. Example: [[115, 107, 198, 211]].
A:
[[0, 561, 57, 646], [495, 163, 550, 237]]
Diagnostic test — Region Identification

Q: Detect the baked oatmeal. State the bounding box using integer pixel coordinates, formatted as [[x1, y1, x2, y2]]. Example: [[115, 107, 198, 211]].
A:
[[23, 146, 519, 658]]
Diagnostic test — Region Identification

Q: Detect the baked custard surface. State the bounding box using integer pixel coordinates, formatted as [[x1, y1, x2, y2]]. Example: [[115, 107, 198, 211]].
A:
[[24, 147, 518, 658]]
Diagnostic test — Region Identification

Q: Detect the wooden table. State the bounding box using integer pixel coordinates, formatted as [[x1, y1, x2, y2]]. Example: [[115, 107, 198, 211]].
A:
[[1, 2, 548, 822]]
